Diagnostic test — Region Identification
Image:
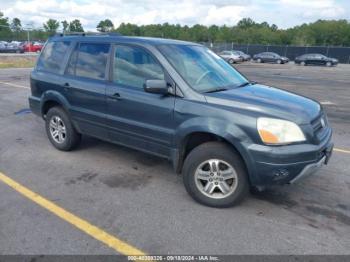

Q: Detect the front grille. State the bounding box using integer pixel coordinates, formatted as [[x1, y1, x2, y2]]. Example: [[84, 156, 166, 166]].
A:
[[311, 113, 328, 140]]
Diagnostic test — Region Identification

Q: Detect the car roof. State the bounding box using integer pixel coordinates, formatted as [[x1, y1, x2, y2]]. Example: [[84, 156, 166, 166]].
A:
[[49, 35, 199, 46]]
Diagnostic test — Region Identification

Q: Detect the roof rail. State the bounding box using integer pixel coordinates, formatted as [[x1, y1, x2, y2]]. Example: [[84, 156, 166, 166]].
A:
[[55, 32, 123, 37]]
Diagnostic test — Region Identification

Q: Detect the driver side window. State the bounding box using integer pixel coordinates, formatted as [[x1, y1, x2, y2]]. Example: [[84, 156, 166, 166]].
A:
[[113, 45, 164, 89]]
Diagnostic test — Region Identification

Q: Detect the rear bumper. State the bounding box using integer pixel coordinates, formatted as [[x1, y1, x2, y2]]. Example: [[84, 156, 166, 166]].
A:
[[28, 96, 41, 116], [245, 128, 333, 186]]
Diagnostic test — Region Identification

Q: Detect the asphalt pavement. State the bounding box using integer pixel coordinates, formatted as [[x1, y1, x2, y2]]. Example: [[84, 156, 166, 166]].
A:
[[0, 64, 349, 255]]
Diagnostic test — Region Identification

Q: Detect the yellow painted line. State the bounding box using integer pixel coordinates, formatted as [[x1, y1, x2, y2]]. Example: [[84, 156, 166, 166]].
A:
[[0, 171, 146, 256], [334, 148, 350, 154], [0, 81, 29, 89]]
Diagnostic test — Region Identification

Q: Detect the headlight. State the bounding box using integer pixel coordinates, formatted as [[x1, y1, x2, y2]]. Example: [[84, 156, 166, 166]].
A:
[[257, 118, 306, 145]]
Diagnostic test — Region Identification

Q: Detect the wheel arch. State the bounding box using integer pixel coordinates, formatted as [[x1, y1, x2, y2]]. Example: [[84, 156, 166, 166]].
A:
[[40, 91, 71, 118], [172, 119, 253, 182]]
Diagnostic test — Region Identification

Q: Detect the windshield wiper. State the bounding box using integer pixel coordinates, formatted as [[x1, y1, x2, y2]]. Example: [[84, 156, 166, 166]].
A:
[[236, 81, 257, 88], [204, 88, 229, 93]]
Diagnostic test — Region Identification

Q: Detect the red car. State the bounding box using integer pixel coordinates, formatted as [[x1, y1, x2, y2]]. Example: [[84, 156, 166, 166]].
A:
[[23, 41, 44, 52]]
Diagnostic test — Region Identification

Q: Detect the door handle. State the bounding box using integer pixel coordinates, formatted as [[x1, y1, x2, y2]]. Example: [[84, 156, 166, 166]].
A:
[[63, 82, 71, 91], [108, 93, 122, 100]]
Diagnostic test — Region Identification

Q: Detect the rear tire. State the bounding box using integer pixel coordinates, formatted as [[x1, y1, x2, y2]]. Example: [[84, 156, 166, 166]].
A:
[[182, 142, 249, 208], [45, 107, 81, 151], [228, 58, 234, 64]]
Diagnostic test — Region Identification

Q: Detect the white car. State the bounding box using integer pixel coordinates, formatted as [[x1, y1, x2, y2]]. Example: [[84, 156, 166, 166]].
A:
[[218, 50, 243, 64]]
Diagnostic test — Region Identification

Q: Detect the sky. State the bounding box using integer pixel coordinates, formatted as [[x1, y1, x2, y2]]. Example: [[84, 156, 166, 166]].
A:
[[1, 0, 350, 31]]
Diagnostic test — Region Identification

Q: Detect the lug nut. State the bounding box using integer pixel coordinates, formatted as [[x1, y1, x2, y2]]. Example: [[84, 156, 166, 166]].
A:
[[215, 182, 218, 185]]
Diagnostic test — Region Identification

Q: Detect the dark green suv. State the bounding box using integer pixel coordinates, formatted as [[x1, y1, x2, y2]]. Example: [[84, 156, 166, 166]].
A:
[[29, 35, 333, 207]]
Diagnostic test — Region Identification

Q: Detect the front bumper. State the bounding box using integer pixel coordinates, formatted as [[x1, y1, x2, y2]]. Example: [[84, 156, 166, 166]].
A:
[[245, 128, 333, 186], [289, 155, 327, 184]]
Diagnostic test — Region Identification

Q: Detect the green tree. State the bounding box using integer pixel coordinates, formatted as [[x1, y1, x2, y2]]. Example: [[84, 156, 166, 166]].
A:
[[43, 19, 59, 33], [10, 17, 21, 32], [97, 19, 114, 32], [61, 20, 69, 33], [237, 18, 256, 29], [115, 23, 140, 36], [0, 11, 11, 40], [69, 19, 84, 32]]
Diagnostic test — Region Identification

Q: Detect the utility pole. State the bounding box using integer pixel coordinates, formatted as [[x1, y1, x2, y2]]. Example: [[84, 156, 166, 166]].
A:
[[25, 23, 33, 52]]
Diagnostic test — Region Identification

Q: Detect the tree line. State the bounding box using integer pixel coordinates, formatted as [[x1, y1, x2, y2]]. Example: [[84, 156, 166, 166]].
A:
[[1, 11, 350, 47]]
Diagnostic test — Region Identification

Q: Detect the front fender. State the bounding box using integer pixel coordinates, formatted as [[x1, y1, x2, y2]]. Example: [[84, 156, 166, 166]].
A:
[[174, 117, 256, 179]]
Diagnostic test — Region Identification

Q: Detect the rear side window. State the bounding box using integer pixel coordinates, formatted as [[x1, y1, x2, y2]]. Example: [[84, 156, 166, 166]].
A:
[[37, 41, 70, 73], [66, 43, 110, 80]]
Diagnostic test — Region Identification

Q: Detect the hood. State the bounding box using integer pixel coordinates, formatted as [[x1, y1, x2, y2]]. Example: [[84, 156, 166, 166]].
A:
[[204, 84, 321, 124]]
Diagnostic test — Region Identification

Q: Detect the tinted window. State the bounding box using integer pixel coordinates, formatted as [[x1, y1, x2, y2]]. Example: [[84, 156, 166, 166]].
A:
[[113, 45, 164, 89], [314, 54, 325, 59], [37, 41, 70, 73], [66, 43, 110, 80]]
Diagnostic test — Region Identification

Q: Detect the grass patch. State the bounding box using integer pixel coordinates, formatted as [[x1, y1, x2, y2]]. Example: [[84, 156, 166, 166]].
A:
[[0, 56, 37, 68]]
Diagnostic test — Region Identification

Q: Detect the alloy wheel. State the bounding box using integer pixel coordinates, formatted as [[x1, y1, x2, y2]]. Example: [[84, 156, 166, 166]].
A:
[[49, 116, 66, 144], [194, 159, 238, 199]]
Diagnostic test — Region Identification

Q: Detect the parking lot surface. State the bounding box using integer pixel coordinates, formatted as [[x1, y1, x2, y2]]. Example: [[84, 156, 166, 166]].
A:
[[0, 63, 349, 255]]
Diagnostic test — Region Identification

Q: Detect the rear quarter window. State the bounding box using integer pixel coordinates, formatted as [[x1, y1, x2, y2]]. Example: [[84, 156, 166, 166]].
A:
[[36, 41, 70, 73]]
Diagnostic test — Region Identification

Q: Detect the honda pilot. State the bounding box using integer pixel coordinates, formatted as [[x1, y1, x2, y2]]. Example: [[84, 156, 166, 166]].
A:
[[29, 35, 333, 207]]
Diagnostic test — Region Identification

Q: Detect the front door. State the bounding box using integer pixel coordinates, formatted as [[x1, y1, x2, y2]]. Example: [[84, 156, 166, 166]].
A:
[[106, 44, 175, 157]]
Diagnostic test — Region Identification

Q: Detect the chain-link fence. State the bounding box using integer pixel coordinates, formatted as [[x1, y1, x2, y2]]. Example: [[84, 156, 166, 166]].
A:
[[202, 42, 350, 64]]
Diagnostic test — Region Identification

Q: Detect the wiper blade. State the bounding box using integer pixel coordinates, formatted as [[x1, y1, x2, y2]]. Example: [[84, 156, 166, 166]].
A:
[[204, 88, 228, 93], [236, 81, 257, 88]]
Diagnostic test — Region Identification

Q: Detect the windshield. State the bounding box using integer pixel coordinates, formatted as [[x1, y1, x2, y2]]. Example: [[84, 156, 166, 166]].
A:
[[158, 45, 248, 93]]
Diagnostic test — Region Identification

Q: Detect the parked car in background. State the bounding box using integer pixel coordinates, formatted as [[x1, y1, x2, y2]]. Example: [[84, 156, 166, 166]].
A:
[[295, 54, 338, 67], [0, 42, 24, 53], [233, 50, 251, 61], [23, 41, 44, 52], [253, 52, 289, 64], [218, 50, 243, 64]]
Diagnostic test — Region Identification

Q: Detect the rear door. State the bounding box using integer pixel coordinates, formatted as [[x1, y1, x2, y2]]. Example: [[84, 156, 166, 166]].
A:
[[106, 44, 175, 157], [309, 54, 318, 65], [63, 42, 110, 139], [220, 51, 230, 60], [315, 54, 326, 65]]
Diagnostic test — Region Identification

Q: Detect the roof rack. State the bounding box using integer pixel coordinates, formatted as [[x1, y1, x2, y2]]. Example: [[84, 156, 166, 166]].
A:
[[55, 32, 122, 37]]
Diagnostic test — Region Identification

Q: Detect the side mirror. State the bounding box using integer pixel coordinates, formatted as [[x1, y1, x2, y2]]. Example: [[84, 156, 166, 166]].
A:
[[144, 80, 169, 95]]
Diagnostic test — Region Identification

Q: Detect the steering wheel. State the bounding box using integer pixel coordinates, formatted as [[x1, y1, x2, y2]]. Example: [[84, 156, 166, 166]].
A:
[[195, 71, 212, 86]]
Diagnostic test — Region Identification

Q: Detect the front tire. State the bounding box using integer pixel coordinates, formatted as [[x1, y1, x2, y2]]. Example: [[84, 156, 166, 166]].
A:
[[300, 61, 306, 66], [326, 61, 332, 67], [183, 142, 249, 208], [228, 58, 234, 64], [277, 59, 282, 64], [257, 58, 262, 63], [45, 107, 81, 151]]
